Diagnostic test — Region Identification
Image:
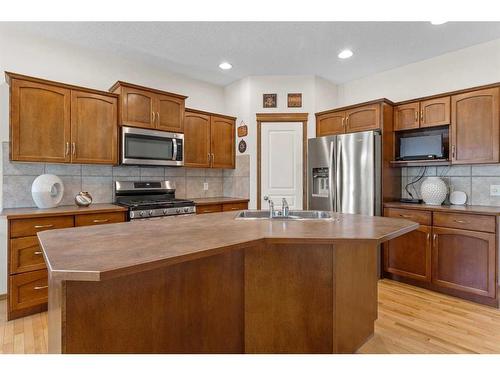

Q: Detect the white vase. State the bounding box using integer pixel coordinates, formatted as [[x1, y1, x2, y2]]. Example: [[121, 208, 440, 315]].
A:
[[31, 174, 64, 208], [420, 177, 447, 206]]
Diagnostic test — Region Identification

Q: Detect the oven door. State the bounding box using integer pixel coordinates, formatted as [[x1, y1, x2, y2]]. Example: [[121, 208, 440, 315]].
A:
[[122, 126, 184, 166]]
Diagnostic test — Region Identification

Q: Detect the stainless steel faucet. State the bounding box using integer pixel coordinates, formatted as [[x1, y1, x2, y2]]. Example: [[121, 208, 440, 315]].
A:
[[264, 196, 275, 218], [282, 198, 289, 217]]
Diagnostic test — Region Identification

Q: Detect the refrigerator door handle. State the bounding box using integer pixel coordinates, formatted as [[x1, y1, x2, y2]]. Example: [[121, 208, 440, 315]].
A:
[[328, 141, 335, 212], [336, 140, 342, 212]]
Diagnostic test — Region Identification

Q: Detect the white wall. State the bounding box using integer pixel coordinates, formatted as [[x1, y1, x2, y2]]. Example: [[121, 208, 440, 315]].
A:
[[336, 38, 500, 106], [225, 75, 338, 209], [0, 28, 227, 295]]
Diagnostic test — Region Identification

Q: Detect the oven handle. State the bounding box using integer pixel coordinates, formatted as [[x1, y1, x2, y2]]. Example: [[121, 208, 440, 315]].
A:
[[172, 138, 178, 161]]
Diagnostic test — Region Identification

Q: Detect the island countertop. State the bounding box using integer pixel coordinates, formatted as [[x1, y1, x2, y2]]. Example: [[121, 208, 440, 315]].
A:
[[38, 211, 418, 282]]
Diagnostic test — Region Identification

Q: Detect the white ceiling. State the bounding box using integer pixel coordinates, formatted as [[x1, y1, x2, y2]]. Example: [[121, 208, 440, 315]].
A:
[[3, 22, 500, 86]]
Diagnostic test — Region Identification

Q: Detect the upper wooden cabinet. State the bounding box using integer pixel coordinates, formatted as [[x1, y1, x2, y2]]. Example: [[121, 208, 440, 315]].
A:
[[70, 90, 118, 165], [316, 111, 345, 136], [315, 101, 387, 137], [110, 81, 187, 133], [10, 78, 71, 163], [211, 115, 235, 169], [184, 109, 236, 169], [394, 97, 450, 131], [184, 110, 211, 168], [451, 88, 499, 164], [345, 104, 380, 133], [7, 72, 119, 165]]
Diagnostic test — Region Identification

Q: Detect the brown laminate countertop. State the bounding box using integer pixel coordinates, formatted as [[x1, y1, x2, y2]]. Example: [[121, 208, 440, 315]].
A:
[[38, 211, 417, 282], [191, 197, 250, 206], [384, 201, 500, 216], [0, 203, 127, 219]]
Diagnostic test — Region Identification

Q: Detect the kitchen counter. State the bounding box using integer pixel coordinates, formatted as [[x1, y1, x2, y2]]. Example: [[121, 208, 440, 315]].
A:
[[191, 197, 250, 206], [38, 211, 417, 354], [0, 203, 127, 219], [384, 201, 500, 215]]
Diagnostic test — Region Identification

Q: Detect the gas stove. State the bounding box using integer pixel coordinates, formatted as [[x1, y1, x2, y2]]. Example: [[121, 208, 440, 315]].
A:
[[115, 180, 196, 220]]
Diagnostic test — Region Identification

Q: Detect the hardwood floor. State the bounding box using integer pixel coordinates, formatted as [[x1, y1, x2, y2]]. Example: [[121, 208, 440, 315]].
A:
[[1, 279, 499, 354]]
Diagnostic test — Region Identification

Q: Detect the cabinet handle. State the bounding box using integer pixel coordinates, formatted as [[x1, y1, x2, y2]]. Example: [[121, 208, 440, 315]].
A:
[[342, 117, 345, 127], [34, 224, 53, 229], [152, 112, 155, 124], [72, 142, 76, 156], [157, 112, 160, 126], [93, 219, 109, 223], [454, 219, 468, 224], [212, 153, 215, 164], [433, 233, 438, 246], [415, 111, 418, 121], [203, 210, 214, 213], [420, 109, 424, 122], [65, 142, 70, 156], [208, 153, 211, 163], [452, 145, 456, 159], [34, 251, 43, 255], [427, 233, 430, 241], [399, 214, 412, 218], [34, 285, 48, 290], [346, 116, 349, 126]]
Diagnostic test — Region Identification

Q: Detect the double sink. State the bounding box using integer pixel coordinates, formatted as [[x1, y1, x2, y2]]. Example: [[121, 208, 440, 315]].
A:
[[235, 210, 336, 220]]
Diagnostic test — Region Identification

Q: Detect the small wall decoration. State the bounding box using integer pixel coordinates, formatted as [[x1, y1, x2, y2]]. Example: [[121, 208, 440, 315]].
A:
[[238, 139, 247, 154], [237, 121, 248, 137], [263, 93, 277, 108], [287, 93, 302, 108]]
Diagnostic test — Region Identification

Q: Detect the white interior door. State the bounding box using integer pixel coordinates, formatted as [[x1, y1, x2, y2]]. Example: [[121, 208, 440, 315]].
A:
[[261, 122, 303, 210]]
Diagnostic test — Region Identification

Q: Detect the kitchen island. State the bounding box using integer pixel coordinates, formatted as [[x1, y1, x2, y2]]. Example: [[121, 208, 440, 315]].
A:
[[37, 211, 418, 354]]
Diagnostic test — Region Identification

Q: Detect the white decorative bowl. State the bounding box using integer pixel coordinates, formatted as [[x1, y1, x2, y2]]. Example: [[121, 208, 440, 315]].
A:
[[420, 177, 448, 206], [31, 174, 64, 208], [450, 190, 467, 205]]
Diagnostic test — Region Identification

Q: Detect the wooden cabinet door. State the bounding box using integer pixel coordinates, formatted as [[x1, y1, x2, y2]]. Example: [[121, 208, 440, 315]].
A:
[[156, 94, 185, 133], [432, 227, 496, 298], [10, 79, 71, 163], [210, 116, 235, 169], [394, 102, 419, 131], [451, 88, 499, 164], [184, 111, 211, 168], [420, 97, 450, 128], [316, 111, 345, 136], [121, 86, 155, 129], [384, 225, 431, 282], [9, 269, 48, 312], [70, 90, 118, 164], [345, 104, 380, 133]]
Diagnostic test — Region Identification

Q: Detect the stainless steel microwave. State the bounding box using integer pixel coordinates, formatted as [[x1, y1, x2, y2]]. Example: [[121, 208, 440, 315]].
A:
[[121, 126, 184, 166]]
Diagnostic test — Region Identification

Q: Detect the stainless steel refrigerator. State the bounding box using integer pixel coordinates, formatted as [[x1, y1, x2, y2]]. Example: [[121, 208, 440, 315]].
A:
[[308, 130, 381, 216]]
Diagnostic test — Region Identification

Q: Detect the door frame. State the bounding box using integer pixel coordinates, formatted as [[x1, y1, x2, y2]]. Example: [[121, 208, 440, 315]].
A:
[[256, 113, 308, 210]]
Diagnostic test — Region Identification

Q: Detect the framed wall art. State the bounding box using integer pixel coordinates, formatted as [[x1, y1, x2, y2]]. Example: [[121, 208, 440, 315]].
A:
[[263, 93, 277, 108], [287, 93, 302, 108]]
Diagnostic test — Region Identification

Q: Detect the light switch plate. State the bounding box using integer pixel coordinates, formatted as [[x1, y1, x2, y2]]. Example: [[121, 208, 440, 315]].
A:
[[203, 182, 209, 191], [490, 185, 500, 196]]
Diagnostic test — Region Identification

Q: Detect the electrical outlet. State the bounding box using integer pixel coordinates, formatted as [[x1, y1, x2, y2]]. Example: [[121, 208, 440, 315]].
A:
[[203, 182, 209, 191], [490, 185, 500, 196]]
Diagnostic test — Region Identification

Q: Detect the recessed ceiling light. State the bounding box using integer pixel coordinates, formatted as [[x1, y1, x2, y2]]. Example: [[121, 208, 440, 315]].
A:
[[430, 21, 447, 25], [219, 62, 232, 70], [338, 49, 353, 59]]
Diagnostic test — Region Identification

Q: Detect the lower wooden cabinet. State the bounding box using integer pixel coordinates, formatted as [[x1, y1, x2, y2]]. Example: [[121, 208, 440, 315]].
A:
[[6, 208, 126, 320], [196, 201, 249, 215], [384, 225, 431, 282], [383, 207, 498, 307], [431, 227, 496, 298]]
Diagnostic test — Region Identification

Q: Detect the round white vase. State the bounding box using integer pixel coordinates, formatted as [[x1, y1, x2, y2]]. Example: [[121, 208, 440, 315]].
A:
[[31, 174, 64, 208], [420, 177, 448, 206]]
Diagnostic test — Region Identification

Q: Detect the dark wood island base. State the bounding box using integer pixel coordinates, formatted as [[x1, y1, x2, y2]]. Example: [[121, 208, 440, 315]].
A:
[[48, 240, 378, 353]]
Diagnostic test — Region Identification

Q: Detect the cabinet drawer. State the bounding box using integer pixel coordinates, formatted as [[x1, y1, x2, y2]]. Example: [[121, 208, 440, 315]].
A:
[[222, 202, 248, 212], [433, 212, 495, 233], [10, 236, 46, 274], [196, 204, 222, 214], [9, 270, 48, 312], [75, 212, 126, 227], [10, 216, 74, 238], [384, 208, 431, 225]]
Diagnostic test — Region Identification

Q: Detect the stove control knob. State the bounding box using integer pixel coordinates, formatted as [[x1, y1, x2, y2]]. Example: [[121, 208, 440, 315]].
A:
[[139, 211, 144, 217], [130, 212, 135, 219], [149, 210, 154, 216], [163, 209, 168, 215], [176, 208, 181, 214], [183, 207, 189, 213]]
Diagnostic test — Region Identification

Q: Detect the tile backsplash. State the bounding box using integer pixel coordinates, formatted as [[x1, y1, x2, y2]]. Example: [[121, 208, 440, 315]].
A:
[[401, 164, 500, 206], [1, 142, 250, 209]]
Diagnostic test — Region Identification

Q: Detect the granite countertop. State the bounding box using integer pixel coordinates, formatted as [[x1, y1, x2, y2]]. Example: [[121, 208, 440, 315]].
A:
[[190, 197, 250, 206], [37, 211, 417, 282], [0, 203, 127, 219], [384, 201, 500, 216]]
